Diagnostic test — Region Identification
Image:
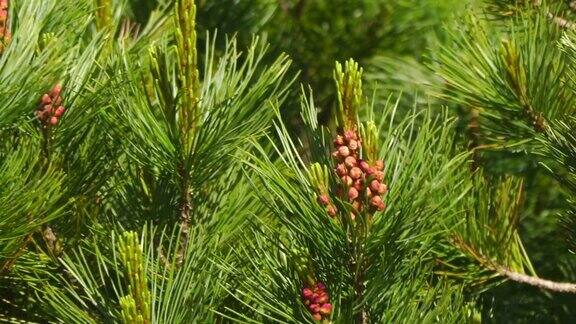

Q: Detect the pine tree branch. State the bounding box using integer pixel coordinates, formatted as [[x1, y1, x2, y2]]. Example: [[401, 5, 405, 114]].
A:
[[357, 309, 368, 324], [497, 267, 576, 293], [178, 162, 191, 262], [532, 0, 576, 30], [453, 236, 576, 294], [547, 12, 576, 30], [352, 242, 368, 324], [175, 0, 200, 258], [36, 88, 63, 260]]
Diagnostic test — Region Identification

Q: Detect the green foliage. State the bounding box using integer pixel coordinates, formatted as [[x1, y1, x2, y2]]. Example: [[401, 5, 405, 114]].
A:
[[2, 0, 576, 323], [437, 174, 534, 289], [36, 223, 233, 322], [431, 1, 576, 321], [105, 36, 292, 227], [436, 11, 573, 144], [227, 66, 478, 322], [0, 138, 64, 269], [540, 116, 576, 256]]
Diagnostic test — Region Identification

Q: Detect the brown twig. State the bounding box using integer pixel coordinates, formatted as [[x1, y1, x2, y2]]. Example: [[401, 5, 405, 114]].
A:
[[177, 163, 191, 265], [354, 268, 368, 324], [532, 0, 576, 30], [547, 12, 576, 30], [452, 236, 576, 294], [497, 267, 576, 293]]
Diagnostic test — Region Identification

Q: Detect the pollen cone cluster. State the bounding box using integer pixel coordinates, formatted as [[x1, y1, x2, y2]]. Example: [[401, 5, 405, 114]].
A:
[[301, 282, 332, 321], [36, 84, 65, 127], [332, 129, 387, 219], [316, 193, 337, 217]]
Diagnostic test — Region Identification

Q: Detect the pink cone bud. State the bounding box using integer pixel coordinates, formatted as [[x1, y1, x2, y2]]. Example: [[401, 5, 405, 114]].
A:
[[54, 106, 65, 117], [344, 130, 357, 141], [370, 195, 382, 206], [50, 84, 62, 97], [309, 304, 320, 313], [319, 303, 332, 315], [316, 294, 329, 304], [348, 187, 359, 200], [315, 282, 326, 290], [331, 151, 339, 159], [349, 167, 362, 180], [337, 145, 350, 158], [353, 180, 362, 191], [365, 166, 375, 175], [371, 196, 383, 209], [334, 135, 345, 146], [378, 183, 388, 195], [302, 288, 313, 299], [326, 205, 337, 217], [344, 156, 356, 168], [373, 170, 384, 181], [370, 180, 381, 193], [374, 160, 384, 171], [359, 160, 370, 172], [312, 313, 322, 321], [317, 194, 330, 206], [341, 175, 353, 186], [41, 94, 51, 105], [336, 163, 347, 176], [348, 139, 359, 150], [49, 116, 58, 125], [377, 201, 386, 211]]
